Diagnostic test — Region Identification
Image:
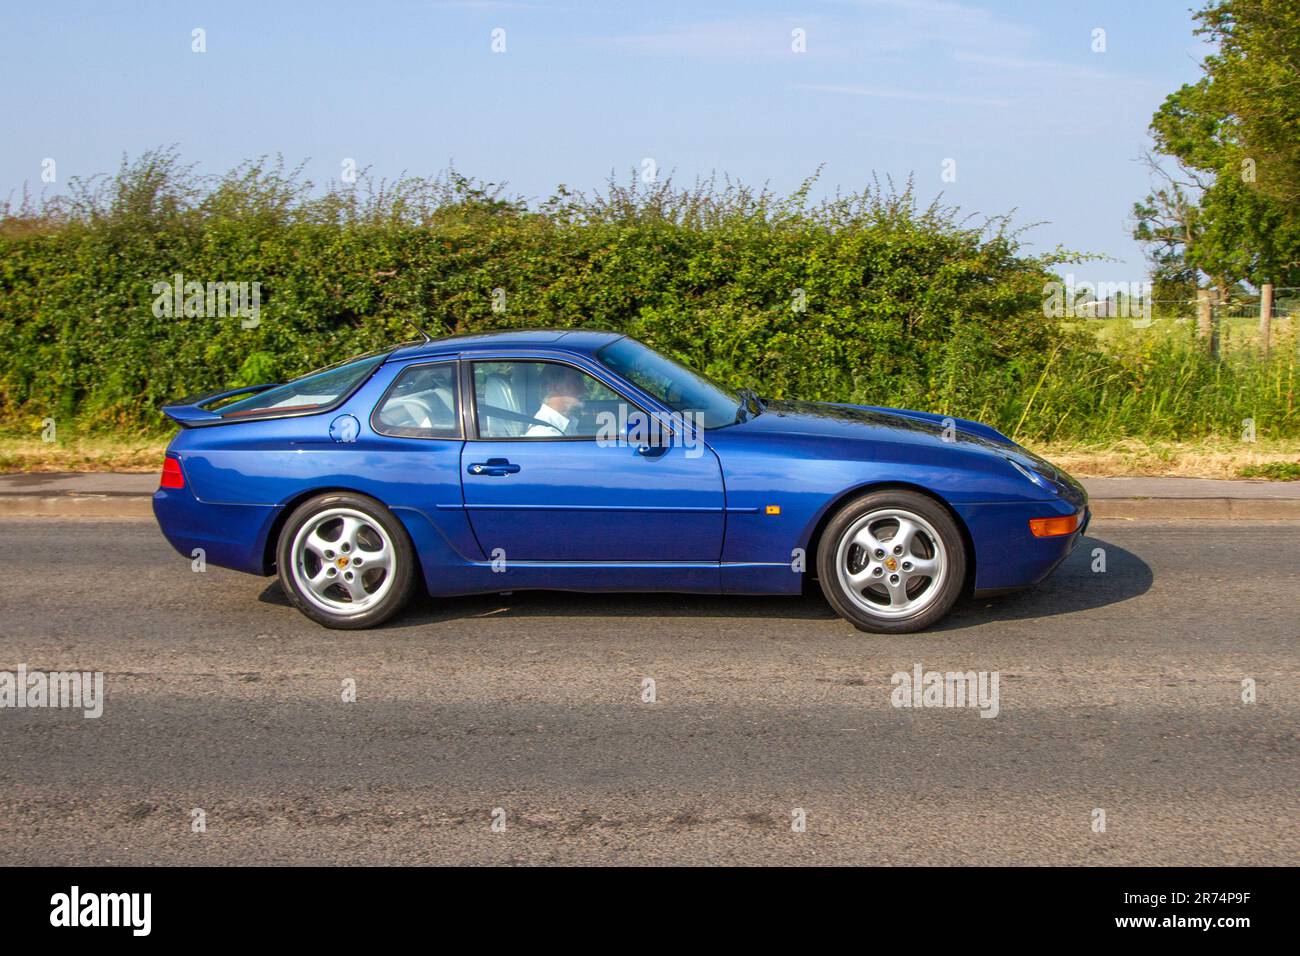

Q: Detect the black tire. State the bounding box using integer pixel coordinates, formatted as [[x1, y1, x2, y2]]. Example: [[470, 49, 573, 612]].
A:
[[276, 492, 418, 630], [816, 489, 966, 634]]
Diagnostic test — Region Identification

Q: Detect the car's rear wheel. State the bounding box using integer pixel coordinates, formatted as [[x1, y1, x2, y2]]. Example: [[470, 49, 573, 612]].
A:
[[276, 493, 416, 629], [817, 489, 966, 634]]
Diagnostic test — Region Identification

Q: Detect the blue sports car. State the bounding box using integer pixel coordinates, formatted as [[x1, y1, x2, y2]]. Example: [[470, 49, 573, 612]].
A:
[[153, 329, 1089, 633]]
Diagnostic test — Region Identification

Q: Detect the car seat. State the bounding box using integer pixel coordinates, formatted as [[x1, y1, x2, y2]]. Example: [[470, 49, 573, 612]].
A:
[[481, 372, 524, 436]]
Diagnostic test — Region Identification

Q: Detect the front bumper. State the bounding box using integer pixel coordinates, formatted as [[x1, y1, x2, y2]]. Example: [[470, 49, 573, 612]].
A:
[[958, 499, 1089, 594]]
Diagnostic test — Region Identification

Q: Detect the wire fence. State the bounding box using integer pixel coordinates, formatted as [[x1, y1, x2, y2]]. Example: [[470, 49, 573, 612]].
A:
[[1074, 288, 1300, 357]]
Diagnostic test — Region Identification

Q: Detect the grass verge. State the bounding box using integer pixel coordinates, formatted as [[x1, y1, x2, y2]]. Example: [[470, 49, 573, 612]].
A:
[[1236, 460, 1300, 480], [0, 434, 169, 473], [1035, 437, 1300, 479], [4, 431, 1300, 479]]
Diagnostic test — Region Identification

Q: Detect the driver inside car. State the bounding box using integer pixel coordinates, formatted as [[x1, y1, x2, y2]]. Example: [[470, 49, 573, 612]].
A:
[[525, 365, 588, 436]]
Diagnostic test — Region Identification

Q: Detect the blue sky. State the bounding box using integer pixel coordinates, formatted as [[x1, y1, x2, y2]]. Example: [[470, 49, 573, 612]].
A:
[[2, 1, 1210, 284]]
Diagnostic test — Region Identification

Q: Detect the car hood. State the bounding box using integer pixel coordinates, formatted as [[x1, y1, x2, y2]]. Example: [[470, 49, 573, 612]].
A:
[[728, 399, 1086, 501]]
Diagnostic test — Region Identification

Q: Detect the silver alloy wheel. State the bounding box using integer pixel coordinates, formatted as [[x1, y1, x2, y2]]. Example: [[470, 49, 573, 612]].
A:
[[290, 507, 397, 616], [834, 507, 948, 619]]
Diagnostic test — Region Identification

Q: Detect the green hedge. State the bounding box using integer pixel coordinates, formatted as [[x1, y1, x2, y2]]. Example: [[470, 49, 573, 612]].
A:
[[1, 151, 1294, 442]]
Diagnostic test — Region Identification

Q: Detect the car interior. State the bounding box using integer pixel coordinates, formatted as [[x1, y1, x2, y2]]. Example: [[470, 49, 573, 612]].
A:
[[373, 363, 459, 437], [372, 360, 632, 439], [471, 361, 624, 438]]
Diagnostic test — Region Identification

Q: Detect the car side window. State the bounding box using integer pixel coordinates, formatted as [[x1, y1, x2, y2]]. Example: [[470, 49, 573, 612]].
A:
[[372, 362, 461, 439], [473, 361, 622, 439]]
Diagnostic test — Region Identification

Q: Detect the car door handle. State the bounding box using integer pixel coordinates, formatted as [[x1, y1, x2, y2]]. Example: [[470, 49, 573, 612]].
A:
[[468, 458, 520, 477]]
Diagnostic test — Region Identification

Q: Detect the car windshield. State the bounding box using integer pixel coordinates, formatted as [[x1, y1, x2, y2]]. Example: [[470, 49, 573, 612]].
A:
[[596, 337, 741, 428], [217, 352, 388, 417]]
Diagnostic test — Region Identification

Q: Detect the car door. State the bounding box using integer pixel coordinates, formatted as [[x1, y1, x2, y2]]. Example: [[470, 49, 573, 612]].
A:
[[460, 358, 726, 562]]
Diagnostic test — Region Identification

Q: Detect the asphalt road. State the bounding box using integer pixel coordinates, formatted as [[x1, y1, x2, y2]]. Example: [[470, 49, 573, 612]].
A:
[[1, 517, 1296, 866]]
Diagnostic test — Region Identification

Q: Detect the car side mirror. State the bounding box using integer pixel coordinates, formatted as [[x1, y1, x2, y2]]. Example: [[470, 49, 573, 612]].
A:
[[629, 413, 679, 459]]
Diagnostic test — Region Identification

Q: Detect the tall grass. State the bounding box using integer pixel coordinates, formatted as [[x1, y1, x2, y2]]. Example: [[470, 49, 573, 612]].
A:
[[1021, 331, 1296, 442]]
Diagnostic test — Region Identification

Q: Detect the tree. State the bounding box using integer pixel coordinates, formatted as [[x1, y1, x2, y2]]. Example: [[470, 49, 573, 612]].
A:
[[1198, 0, 1300, 217], [1134, 1, 1300, 294], [1131, 152, 1203, 304]]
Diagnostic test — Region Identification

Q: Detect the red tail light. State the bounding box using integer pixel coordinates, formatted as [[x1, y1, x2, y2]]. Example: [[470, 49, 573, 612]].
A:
[[160, 456, 185, 489]]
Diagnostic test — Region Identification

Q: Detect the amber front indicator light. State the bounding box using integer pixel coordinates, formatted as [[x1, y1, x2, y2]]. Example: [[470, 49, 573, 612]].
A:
[[1029, 512, 1082, 537], [160, 456, 185, 489]]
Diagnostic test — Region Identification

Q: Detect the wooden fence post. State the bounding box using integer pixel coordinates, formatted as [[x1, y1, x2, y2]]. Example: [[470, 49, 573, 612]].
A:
[[1196, 288, 1218, 356], [1260, 282, 1273, 354]]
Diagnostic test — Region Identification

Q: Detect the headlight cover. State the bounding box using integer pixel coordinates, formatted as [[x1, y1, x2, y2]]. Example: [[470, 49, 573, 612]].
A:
[[1006, 456, 1057, 492]]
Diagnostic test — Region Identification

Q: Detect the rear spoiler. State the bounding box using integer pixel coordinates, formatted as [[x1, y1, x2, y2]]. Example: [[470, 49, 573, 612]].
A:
[[161, 383, 278, 428]]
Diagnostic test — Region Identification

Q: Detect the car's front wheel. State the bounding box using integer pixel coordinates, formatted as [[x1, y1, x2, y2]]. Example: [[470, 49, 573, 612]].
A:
[[817, 490, 966, 634], [276, 493, 417, 629]]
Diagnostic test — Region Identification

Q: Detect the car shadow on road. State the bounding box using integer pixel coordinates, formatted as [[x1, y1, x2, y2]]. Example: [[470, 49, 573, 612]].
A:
[[259, 578, 843, 625], [257, 533, 1150, 631], [935, 532, 1153, 631]]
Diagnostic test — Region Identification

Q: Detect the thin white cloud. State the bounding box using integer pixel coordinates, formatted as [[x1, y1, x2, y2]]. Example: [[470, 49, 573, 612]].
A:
[[861, 0, 985, 12], [953, 51, 1109, 81], [586, 18, 833, 59], [794, 82, 1010, 108], [849, 0, 1037, 51], [580, 0, 1035, 62], [431, 1, 549, 9]]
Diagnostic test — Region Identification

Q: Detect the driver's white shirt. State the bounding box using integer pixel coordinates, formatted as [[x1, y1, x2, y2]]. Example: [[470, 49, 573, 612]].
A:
[[525, 403, 571, 437]]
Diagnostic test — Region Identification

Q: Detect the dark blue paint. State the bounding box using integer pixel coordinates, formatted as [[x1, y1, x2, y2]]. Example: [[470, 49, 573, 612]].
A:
[[154, 330, 1088, 600]]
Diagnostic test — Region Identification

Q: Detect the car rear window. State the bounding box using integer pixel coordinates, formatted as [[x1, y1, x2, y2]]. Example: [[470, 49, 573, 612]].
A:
[[218, 353, 387, 418]]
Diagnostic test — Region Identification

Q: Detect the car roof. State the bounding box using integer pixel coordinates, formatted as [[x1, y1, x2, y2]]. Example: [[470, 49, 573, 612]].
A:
[[386, 328, 624, 363]]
